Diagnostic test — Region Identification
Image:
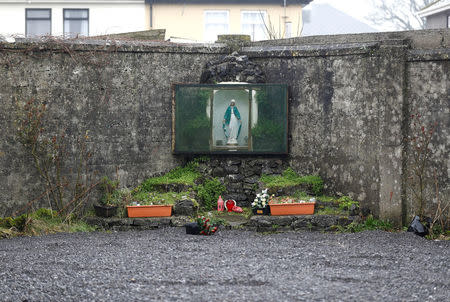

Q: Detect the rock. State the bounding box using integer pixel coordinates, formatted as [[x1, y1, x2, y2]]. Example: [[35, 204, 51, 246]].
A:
[[225, 165, 239, 174], [212, 167, 227, 177], [243, 183, 255, 190], [244, 176, 259, 184], [225, 193, 248, 203], [199, 52, 266, 84], [311, 215, 339, 229], [292, 216, 313, 230], [349, 204, 359, 216], [171, 216, 192, 227], [173, 199, 197, 216], [226, 174, 244, 182], [261, 167, 273, 175], [227, 159, 242, 165], [226, 182, 243, 192]]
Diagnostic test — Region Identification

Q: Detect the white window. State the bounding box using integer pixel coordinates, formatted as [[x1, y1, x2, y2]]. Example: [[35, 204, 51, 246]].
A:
[[26, 9, 51, 37], [285, 22, 292, 38], [241, 11, 267, 41], [204, 11, 229, 42], [448, 15, 450, 28], [64, 9, 89, 38]]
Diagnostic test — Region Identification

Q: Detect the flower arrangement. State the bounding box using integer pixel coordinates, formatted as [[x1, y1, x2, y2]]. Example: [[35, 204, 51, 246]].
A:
[[197, 216, 218, 235], [269, 196, 312, 204], [252, 188, 270, 209]]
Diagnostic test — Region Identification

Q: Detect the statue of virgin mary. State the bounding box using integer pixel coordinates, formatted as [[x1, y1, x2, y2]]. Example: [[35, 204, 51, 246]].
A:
[[222, 99, 242, 145]]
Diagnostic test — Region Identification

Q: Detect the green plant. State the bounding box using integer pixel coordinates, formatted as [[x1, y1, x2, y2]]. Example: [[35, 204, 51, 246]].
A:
[[176, 89, 211, 151], [337, 215, 394, 233], [196, 177, 226, 210], [268, 195, 309, 204], [131, 191, 193, 206], [292, 191, 311, 199], [140, 162, 201, 191], [251, 88, 287, 152], [316, 207, 342, 215], [406, 112, 436, 219], [260, 168, 324, 195], [0, 214, 31, 232], [337, 196, 359, 211], [14, 98, 97, 218], [1, 208, 97, 239], [33, 208, 58, 219], [99, 176, 120, 206]]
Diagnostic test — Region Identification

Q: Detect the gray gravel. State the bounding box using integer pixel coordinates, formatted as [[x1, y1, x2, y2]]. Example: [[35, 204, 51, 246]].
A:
[[0, 229, 449, 301]]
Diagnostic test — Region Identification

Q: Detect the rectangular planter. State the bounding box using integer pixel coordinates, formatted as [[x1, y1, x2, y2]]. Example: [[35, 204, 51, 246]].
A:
[[126, 205, 172, 218], [269, 202, 315, 216]]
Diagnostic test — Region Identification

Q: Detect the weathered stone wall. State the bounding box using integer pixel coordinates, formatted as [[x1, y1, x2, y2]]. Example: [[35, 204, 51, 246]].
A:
[[245, 30, 449, 224], [406, 51, 449, 221], [0, 30, 448, 225], [0, 41, 227, 216]]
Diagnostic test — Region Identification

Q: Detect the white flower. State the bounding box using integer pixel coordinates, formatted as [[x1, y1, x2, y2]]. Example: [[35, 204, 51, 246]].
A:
[[251, 202, 256, 207], [262, 188, 268, 194], [254, 198, 258, 202], [262, 201, 266, 206], [262, 198, 266, 202], [257, 194, 261, 198]]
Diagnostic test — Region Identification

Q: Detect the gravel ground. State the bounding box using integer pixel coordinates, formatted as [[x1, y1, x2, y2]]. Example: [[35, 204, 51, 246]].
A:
[[0, 228, 449, 302]]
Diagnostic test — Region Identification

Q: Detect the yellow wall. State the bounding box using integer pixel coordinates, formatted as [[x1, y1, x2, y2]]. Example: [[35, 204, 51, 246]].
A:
[[151, 4, 304, 41]]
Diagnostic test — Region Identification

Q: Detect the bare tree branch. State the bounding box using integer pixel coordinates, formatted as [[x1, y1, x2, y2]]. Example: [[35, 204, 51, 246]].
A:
[[367, 0, 434, 30]]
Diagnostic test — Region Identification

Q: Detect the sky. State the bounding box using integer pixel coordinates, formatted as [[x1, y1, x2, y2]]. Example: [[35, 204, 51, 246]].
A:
[[310, 0, 418, 31]]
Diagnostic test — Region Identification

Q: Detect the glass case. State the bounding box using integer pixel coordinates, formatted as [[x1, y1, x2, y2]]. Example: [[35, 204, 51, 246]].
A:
[[172, 83, 288, 154]]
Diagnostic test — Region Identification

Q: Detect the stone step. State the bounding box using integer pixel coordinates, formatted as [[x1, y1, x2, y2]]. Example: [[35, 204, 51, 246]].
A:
[[245, 215, 360, 232], [85, 214, 360, 232]]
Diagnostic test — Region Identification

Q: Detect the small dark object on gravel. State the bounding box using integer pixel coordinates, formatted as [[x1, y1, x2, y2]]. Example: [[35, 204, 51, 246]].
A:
[[407, 215, 430, 237], [185, 222, 200, 235]]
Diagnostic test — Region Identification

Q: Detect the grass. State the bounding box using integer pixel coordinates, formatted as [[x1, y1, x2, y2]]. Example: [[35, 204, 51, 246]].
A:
[[260, 168, 324, 195], [0, 208, 96, 239], [139, 161, 201, 191], [336, 215, 394, 233], [316, 207, 343, 215], [197, 207, 253, 225], [131, 191, 196, 206]]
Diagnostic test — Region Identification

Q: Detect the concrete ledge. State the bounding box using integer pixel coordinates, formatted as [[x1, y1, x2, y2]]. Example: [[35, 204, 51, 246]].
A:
[[0, 39, 229, 55], [407, 48, 450, 61], [85, 215, 360, 233], [242, 42, 380, 58], [84, 216, 191, 231], [246, 215, 360, 232]]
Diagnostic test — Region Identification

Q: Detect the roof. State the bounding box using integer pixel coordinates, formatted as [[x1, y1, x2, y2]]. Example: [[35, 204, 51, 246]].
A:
[[418, 0, 450, 17], [145, 0, 313, 5], [301, 3, 377, 36]]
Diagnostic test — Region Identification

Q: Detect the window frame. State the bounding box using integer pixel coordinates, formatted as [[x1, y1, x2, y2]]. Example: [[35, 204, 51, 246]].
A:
[[63, 8, 89, 38], [203, 10, 229, 42], [240, 10, 267, 41], [25, 8, 52, 37]]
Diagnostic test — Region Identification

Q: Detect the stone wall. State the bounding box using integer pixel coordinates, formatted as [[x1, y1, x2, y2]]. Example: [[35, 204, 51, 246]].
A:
[[0, 30, 448, 225]]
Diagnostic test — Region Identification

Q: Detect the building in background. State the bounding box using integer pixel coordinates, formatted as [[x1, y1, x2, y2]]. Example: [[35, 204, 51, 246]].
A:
[[301, 3, 377, 36], [0, 0, 313, 41], [147, 0, 312, 42], [0, 0, 148, 38], [418, 0, 450, 29]]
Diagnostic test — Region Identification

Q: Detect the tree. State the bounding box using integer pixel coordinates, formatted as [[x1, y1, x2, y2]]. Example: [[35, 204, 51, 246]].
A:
[[368, 0, 434, 30]]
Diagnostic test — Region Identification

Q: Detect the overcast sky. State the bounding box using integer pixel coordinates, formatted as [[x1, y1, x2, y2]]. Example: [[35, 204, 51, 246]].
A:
[[310, 0, 410, 31]]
